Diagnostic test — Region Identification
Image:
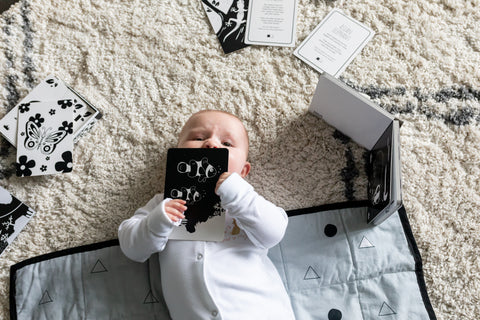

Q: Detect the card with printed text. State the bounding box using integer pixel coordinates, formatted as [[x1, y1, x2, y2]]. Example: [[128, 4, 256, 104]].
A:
[[245, 0, 298, 47], [294, 9, 374, 77]]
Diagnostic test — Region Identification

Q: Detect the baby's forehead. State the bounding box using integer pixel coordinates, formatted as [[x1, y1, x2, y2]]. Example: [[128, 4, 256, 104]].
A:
[[186, 112, 245, 132], [182, 111, 249, 144]]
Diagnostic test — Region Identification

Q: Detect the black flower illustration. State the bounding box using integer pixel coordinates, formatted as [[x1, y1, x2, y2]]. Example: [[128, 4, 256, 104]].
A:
[[58, 121, 74, 134], [29, 113, 45, 127], [55, 151, 73, 173], [16, 155, 36, 177], [49, 109, 56, 116], [46, 78, 58, 87], [58, 99, 73, 109], [18, 103, 30, 113], [40, 165, 47, 172]]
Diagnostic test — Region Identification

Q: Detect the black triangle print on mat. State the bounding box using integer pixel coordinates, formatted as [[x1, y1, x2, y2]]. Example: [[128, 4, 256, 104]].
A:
[[143, 290, 159, 304], [303, 266, 321, 280], [38, 290, 53, 305], [90, 259, 108, 273], [378, 301, 396, 316]]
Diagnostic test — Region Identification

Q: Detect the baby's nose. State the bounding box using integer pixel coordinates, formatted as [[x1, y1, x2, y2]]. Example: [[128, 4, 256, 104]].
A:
[[203, 139, 219, 148]]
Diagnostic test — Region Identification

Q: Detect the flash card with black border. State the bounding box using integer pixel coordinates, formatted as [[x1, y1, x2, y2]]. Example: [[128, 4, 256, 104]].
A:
[[164, 148, 228, 241]]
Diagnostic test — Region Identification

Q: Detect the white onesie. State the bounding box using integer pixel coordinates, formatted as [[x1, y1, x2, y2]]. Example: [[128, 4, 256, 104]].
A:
[[118, 173, 296, 320]]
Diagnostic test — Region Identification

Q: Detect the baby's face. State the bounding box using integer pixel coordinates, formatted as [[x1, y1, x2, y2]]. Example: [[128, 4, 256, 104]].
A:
[[177, 111, 251, 178]]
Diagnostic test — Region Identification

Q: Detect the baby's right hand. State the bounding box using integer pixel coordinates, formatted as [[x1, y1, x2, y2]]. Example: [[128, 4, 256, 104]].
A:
[[164, 199, 187, 222]]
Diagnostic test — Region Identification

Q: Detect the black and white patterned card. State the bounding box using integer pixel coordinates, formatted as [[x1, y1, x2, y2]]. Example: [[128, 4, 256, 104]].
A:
[[0, 75, 101, 147], [0, 186, 35, 257], [164, 148, 228, 241], [15, 101, 74, 177], [202, 0, 250, 54]]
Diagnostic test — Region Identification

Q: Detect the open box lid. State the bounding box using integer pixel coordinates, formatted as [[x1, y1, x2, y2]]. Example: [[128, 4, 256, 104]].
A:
[[309, 73, 396, 150]]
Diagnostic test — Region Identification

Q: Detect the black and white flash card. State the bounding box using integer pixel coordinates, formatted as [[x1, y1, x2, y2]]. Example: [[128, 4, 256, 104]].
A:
[[164, 148, 228, 241], [0, 186, 36, 257], [202, 0, 250, 54], [15, 101, 74, 177], [0, 75, 101, 147]]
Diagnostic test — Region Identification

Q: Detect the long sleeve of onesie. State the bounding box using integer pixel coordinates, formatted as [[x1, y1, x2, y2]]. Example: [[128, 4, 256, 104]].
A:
[[216, 172, 288, 249], [118, 194, 179, 262]]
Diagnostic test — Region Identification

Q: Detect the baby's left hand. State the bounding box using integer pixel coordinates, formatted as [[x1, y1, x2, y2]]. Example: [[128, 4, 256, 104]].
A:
[[215, 172, 232, 194]]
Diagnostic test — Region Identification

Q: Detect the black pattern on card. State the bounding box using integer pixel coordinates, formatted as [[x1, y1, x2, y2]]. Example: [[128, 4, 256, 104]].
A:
[[367, 122, 392, 221], [16, 100, 74, 177], [164, 148, 228, 233], [0, 187, 35, 256], [0, 75, 102, 148], [202, 0, 250, 54]]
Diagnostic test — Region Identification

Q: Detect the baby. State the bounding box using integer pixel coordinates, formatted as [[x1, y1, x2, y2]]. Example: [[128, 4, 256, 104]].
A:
[[118, 110, 295, 319]]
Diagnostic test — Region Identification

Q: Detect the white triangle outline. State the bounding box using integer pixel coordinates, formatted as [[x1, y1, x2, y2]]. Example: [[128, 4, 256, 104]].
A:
[[359, 236, 375, 249]]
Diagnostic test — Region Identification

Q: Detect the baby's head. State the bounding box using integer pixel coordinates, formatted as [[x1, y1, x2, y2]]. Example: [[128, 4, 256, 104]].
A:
[[177, 110, 251, 178]]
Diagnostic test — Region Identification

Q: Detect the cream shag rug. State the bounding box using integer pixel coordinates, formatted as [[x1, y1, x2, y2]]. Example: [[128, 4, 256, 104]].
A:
[[0, 0, 479, 318]]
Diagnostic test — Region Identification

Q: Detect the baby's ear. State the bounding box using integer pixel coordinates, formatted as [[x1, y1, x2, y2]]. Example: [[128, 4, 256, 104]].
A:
[[240, 161, 251, 178]]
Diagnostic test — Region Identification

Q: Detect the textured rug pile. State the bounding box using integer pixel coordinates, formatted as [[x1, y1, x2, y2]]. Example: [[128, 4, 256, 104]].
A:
[[0, 0, 479, 318]]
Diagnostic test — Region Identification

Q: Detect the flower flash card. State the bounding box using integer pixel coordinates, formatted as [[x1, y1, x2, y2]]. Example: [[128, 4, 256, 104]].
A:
[[294, 9, 374, 77], [15, 101, 74, 177], [0, 76, 69, 146], [164, 148, 229, 241], [245, 0, 298, 47], [0, 75, 102, 147]]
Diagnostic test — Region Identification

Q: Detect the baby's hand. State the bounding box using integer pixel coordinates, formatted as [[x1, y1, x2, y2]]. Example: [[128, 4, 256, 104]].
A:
[[215, 172, 232, 193], [164, 199, 187, 222]]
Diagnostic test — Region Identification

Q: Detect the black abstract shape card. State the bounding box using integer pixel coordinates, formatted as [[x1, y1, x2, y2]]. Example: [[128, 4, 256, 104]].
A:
[[164, 148, 228, 241], [202, 0, 249, 54], [15, 101, 74, 177], [0, 186, 36, 257]]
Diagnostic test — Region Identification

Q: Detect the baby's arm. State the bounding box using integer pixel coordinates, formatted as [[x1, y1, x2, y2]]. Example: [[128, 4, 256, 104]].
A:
[[216, 173, 288, 249], [118, 195, 185, 262]]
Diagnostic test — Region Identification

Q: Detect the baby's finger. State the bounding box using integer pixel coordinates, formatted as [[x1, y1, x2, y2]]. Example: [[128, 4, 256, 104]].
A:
[[165, 204, 186, 221], [166, 208, 185, 221], [169, 200, 187, 212]]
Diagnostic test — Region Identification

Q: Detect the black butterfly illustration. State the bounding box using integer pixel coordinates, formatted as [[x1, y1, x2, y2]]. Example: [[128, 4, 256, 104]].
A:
[[24, 120, 67, 155]]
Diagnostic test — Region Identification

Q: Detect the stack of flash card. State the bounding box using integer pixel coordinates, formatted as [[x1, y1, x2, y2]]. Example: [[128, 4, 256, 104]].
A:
[[0, 75, 102, 177]]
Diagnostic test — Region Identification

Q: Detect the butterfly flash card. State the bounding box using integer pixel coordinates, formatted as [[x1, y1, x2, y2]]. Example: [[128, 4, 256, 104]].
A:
[[16, 101, 74, 177]]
